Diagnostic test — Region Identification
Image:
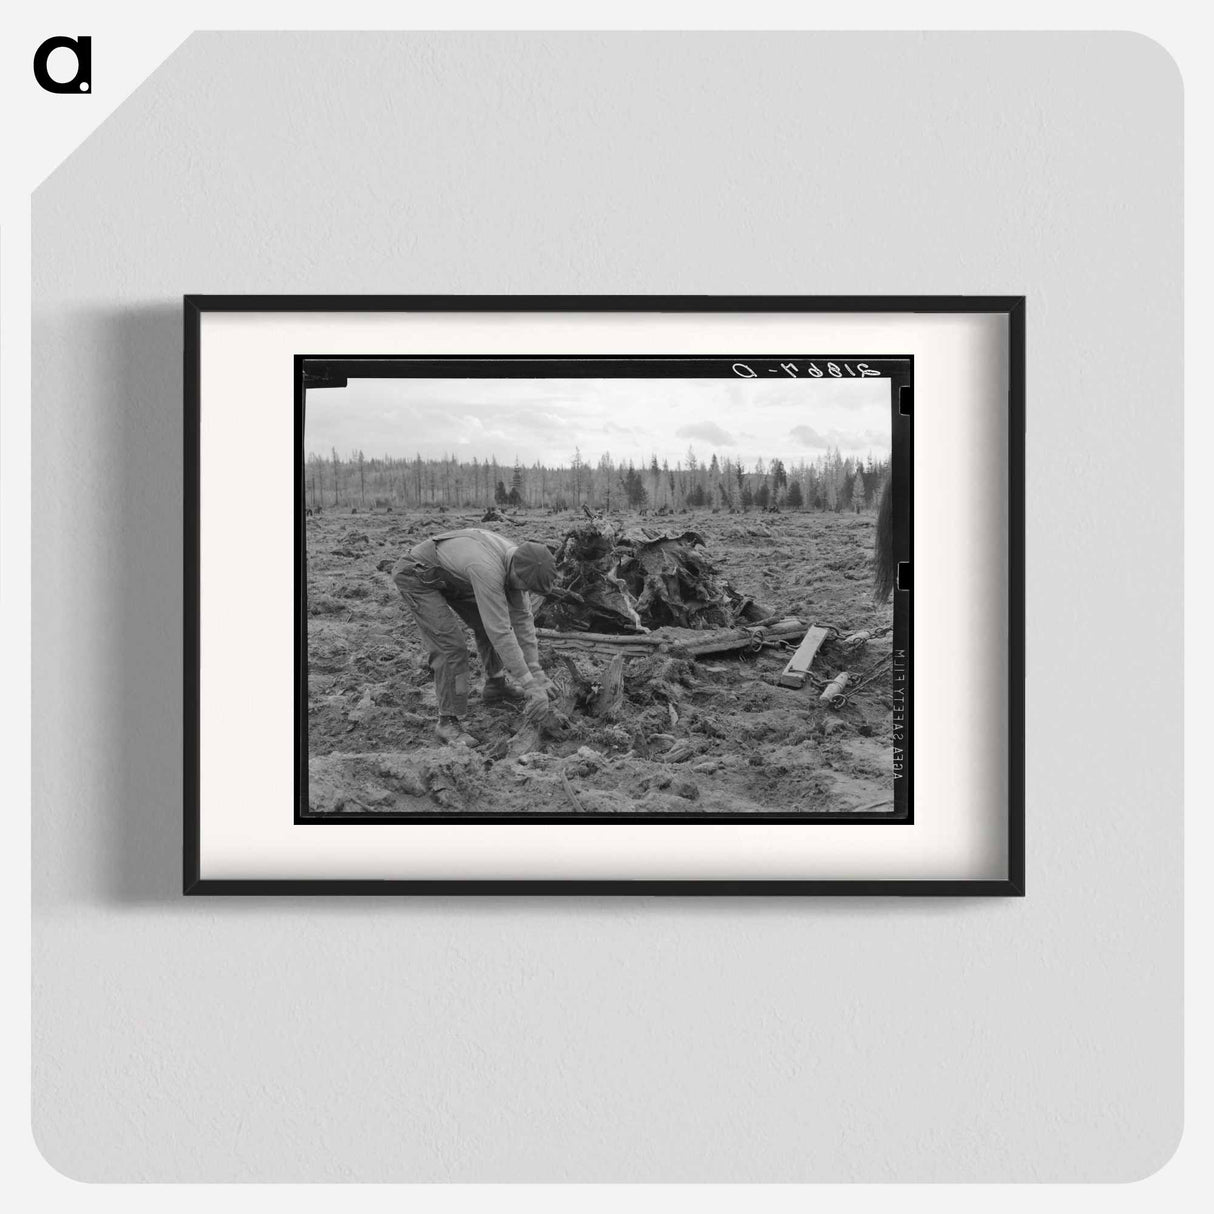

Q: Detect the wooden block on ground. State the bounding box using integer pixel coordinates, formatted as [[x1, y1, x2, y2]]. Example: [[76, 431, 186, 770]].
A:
[[777, 625, 830, 689]]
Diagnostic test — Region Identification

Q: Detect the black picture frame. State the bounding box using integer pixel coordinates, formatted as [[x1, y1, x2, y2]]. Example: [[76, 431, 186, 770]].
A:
[[184, 295, 1025, 896]]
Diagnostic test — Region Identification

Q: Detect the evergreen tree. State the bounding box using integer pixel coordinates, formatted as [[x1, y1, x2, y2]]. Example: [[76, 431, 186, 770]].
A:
[[598, 452, 615, 510], [620, 462, 648, 508], [570, 448, 585, 507]]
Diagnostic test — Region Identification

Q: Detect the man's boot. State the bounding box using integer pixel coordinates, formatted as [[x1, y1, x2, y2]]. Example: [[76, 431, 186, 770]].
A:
[[435, 715, 476, 745], [481, 676, 526, 707]]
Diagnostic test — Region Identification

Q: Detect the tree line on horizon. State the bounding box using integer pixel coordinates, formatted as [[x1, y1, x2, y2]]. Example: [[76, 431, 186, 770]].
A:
[[302, 447, 889, 514]]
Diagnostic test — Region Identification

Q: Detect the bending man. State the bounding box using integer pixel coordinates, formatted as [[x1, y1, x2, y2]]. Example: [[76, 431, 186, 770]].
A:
[[392, 528, 557, 743]]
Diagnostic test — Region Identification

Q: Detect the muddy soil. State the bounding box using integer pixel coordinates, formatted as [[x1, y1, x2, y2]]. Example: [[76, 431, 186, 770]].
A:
[[305, 508, 898, 816]]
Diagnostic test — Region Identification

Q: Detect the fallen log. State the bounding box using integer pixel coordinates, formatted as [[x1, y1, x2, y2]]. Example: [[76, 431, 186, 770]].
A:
[[674, 618, 806, 657], [535, 618, 807, 660], [551, 641, 652, 660], [535, 628, 663, 659], [536, 628, 658, 645]]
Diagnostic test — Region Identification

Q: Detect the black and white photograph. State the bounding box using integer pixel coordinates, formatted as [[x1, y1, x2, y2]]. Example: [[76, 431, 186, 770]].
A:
[[298, 355, 911, 822]]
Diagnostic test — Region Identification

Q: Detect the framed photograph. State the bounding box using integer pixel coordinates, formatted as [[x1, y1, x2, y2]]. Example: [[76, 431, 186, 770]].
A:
[[185, 295, 1024, 894]]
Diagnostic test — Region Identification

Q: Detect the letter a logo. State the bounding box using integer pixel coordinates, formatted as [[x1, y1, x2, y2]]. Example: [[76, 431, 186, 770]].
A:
[[34, 36, 92, 94]]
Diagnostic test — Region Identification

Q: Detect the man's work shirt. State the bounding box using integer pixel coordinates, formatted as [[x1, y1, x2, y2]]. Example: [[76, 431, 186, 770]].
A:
[[427, 529, 542, 684]]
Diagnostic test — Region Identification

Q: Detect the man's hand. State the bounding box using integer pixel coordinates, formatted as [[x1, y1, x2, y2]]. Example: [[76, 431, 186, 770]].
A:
[[531, 670, 559, 700], [523, 683, 551, 725]]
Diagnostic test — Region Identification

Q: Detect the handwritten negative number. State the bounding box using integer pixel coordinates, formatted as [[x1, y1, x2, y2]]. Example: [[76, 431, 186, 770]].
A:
[[731, 361, 883, 379]]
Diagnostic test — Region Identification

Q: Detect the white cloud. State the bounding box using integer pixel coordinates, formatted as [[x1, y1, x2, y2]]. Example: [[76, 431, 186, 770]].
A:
[[790, 424, 827, 448], [676, 420, 736, 446]]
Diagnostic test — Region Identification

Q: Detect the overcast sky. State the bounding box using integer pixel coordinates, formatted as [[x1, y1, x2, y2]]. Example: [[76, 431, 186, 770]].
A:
[[305, 376, 890, 468]]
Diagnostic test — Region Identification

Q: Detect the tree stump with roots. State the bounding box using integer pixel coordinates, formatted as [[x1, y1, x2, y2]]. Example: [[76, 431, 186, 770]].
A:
[[591, 655, 626, 720]]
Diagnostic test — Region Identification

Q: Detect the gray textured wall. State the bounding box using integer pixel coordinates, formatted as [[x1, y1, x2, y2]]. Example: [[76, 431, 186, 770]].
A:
[[32, 32, 1182, 1181]]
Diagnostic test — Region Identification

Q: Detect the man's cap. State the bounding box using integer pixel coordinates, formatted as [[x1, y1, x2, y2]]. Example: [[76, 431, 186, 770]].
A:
[[511, 542, 558, 594]]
